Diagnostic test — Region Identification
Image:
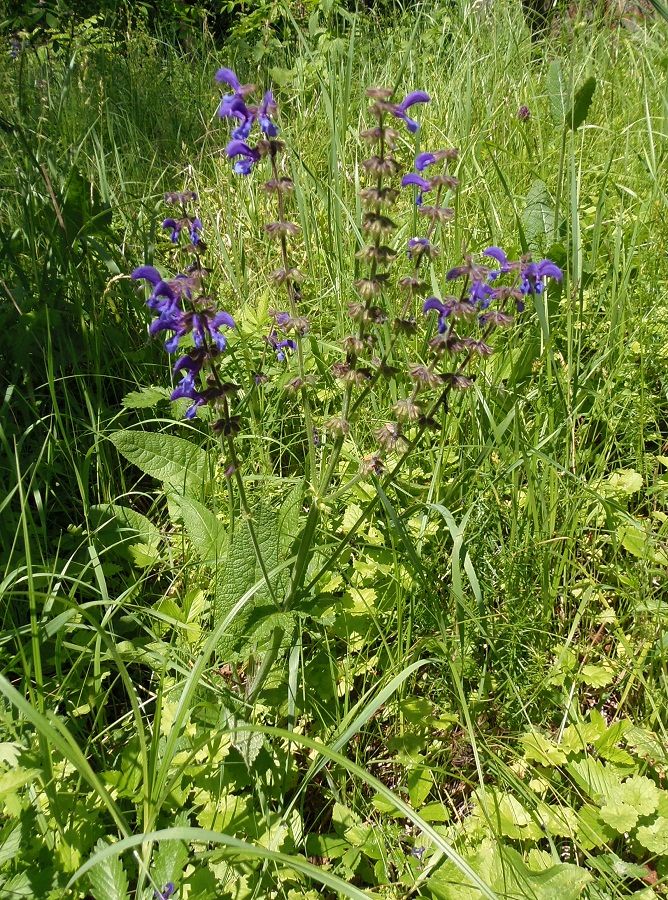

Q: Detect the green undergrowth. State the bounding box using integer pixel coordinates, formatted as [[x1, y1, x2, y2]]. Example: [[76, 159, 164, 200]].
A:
[[1, 1, 667, 898]]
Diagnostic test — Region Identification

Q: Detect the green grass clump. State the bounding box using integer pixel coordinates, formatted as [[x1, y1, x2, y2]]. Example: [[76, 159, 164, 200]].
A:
[[1, 2, 667, 898]]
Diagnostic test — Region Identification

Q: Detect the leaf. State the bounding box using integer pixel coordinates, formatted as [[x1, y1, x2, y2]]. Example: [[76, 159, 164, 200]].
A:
[[0, 767, 41, 797], [636, 817, 668, 854], [110, 431, 209, 495], [87, 838, 129, 900], [602, 468, 644, 496], [213, 496, 290, 660], [617, 523, 668, 566], [567, 758, 620, 800], [521, 731, 568, 767], [88, 503, 162, 565], [619, 775, 660, 817], [407, 761, 433, 808], [576, 804, 616, 850], [0, 821, 22, 868], [599, 799, 638, 833], [523, 180, 555, 253], [0, 871, 31, 897], [171, 495, 227, 564], [588, 852, 649, 881], [569, 77, 596, 130], [546, 59, 568, 126], [152, 812, 189, 890], [580, 663, 614, 687], [121, 387, 170, 409]]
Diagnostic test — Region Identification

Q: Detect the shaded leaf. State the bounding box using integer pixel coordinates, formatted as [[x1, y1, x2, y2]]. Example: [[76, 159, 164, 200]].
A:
[[569, 77, 596, 130], [87, 838, 129, 900]]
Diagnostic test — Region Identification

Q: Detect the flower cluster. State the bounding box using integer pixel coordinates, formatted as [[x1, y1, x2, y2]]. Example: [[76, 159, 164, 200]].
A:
[[132, 192, 236, 421], [423, 248, 561, 337], [216, 67, 279, 175], [217, 67, 308, 386]]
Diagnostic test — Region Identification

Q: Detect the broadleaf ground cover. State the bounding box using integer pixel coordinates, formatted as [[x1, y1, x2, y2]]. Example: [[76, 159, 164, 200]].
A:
[[0, 1, 667, 897]]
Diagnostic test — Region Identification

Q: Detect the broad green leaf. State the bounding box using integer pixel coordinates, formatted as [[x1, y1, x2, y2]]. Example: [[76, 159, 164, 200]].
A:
[[580, 663, 614, 687], [213, 495, 292, 659], [636, 817, 668, 854], [87, 838, 129, 900], [407, 761, 433, 808], [172, 494, 227, 563], [619, 775, 660, 817], [567, 757, 620, 800], [618, 523, 668, 566], [588, 852, 649, 881], [304, 834, 350, 859], [121, 386, 170, 409], [0, 871, 31, 897], [0, 767, 41, 797], [523, 180, 555, 253], [110, 431, 209, 495], [0, 821, 21, 867], [429, 839, 591, 900], [576, 804, 616, 850], [599, 799, 638, 833], [602, 468, 643, 496], [521, 731, 568, 767], [547, 59, 568, 125], [152, 812, 189, 890], [569, 76, 596, 130]]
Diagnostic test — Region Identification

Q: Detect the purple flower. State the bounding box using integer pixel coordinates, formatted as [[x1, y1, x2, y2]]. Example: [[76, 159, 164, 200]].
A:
[[423, 296, 454, 333], [391, 90, 430, 133], [258, 90, 279, 137], [520, 259, 563, 295], [162, 218, 182, 244], [470, 279, 494, 309], [154, 884, 175, 900], [226, 139, 261, 175], [267, 330, 296, 361], [401, 172, 431, 206], [190, 218, 203, 246], [483, 246, 512, 276], [407, 237, 431, 258], [215, 68, 243, 92], [518, 105, 531, 121], [219, 93, 254, 140], [415, 152, 437, 172], [149, 307, 187, 353]]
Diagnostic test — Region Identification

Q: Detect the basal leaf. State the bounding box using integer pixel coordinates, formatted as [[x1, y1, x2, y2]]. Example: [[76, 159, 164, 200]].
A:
[[547, 59, 568, 126], [523, 180, 555, 253], [110, 431, 209, 496], [88, 503, 162, 565], [521, 731, 568, 767], [152, 812, 189, 895], [618, 775, 660, 817]]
